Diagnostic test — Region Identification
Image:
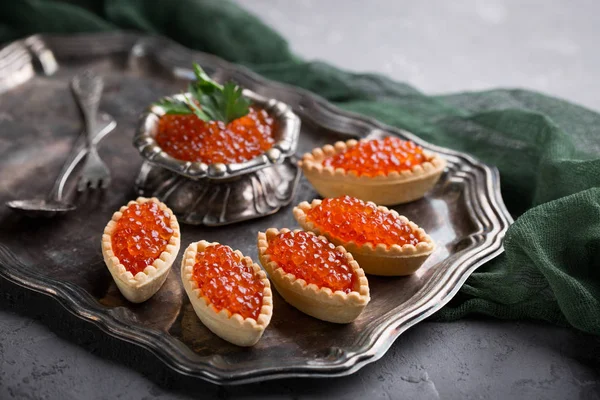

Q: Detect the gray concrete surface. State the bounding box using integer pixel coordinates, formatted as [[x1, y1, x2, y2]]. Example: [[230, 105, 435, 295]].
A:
[[1, 1, 600, 399], [244, 0, 600, 112], [1, 277, 598, 400]]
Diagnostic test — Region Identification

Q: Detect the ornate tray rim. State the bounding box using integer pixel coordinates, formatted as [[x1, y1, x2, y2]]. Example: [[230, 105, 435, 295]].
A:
[[0, 32, 513, 385]]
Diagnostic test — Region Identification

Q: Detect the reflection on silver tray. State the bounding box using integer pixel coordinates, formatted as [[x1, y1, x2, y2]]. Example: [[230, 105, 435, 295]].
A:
[[0, 33, 513, 385]]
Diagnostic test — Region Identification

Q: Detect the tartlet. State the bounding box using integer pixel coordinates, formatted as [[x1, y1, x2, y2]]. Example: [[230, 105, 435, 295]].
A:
[[101, 197, 181, 303], [299, 138, 446, 205], [293, 198, 435, 276], [181, 241, 273, 347], [257, 228, 370, 323]]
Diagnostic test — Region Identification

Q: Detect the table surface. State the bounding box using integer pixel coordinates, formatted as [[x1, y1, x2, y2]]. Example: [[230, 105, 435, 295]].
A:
[[1, 1, 599, 399]]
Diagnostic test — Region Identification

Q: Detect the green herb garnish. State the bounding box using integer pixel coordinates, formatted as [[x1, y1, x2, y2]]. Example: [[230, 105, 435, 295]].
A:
[[155, 63, 251, 124]]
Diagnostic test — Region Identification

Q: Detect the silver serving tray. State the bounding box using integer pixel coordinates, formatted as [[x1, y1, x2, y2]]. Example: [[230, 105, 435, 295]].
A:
[[0, 33, 513, 385]]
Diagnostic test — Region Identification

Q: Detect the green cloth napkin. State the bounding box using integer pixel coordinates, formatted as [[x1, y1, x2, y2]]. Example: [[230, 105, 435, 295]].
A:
[[2, 0, 599, 335]]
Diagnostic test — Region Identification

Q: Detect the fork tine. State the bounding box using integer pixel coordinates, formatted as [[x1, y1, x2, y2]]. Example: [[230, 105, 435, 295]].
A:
[[77, 177, 89, 192], [101, 177, 111, 189]]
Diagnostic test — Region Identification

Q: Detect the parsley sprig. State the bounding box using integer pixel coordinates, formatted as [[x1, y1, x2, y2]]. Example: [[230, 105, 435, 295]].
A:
[[155, 63, 251, 124]]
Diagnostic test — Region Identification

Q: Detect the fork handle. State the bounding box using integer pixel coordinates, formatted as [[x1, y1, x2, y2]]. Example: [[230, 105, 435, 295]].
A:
[[71, 70, 104, 151]]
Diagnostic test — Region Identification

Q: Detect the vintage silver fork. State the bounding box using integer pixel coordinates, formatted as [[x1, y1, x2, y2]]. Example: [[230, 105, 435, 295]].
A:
[[71, 71, 112, 190]]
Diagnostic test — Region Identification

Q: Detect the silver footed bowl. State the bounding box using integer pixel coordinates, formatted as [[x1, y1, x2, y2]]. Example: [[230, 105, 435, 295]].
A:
[[134, 89, 301, 180]]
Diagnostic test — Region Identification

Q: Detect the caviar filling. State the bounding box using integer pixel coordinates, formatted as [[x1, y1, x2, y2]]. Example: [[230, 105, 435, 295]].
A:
[[192, 244, 264, 320], [266, 231, 355, 294], [322, 137, 427, 177], [111, 202, 174, 275], [305, 195, 422, 247], [156, 107, 276, 164]]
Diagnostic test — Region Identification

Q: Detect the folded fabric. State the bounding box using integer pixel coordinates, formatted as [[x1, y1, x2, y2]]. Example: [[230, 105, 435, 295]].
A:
[[1, 0, 599, 334]]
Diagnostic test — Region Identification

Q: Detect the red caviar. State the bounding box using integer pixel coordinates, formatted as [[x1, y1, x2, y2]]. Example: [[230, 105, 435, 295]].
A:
[[156, 107, 276, 164], [306, 195, 422, 247], [266, 231, 355, 293], [323, 137, 427, 177], [192, 245, 264, 320], [111, 202, 174, 275]]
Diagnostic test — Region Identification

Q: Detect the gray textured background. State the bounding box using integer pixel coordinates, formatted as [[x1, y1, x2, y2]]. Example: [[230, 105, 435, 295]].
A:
[[1, 1, 600, 399], [244, 0, 600, 111]]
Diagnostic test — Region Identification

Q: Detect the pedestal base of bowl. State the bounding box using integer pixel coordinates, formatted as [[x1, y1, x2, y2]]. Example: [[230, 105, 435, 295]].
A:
[[134, 159, 300, 226]]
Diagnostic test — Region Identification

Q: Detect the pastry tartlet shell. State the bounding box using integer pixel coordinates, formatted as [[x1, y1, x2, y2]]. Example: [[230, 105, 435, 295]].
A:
[[299, 139, 447, 205], [293, 199, 435, 276], [181, 241, 273, 347], [101, 197, 181, 303], [257, 228, 370, 324]]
